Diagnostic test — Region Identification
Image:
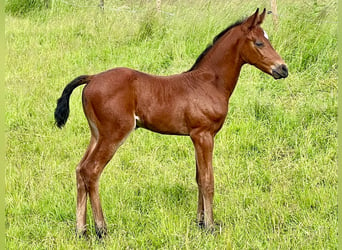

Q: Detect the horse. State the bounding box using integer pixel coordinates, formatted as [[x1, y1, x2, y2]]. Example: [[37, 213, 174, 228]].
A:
[[54, 8, 288, 238]]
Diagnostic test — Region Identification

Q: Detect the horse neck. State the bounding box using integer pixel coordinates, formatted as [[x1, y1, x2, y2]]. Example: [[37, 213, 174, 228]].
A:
[[194, 31, 245, 96]]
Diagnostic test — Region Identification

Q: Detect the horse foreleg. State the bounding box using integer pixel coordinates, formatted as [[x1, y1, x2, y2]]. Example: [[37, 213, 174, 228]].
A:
[[191, 131, 215, 230], [196, 163, 205, 227]]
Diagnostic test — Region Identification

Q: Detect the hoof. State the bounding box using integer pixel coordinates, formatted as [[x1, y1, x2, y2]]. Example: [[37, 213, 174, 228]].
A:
[[197, 221, 216, 234], [75, 228, 88, 239], [95, 226, 107, 239]]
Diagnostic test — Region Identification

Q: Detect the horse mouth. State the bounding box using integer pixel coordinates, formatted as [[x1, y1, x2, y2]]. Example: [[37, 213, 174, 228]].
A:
[[272, 64, 288, 79]]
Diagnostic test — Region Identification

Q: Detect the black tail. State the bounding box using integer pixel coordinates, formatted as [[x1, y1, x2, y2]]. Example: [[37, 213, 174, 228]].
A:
[[54, 75, 91, 128]]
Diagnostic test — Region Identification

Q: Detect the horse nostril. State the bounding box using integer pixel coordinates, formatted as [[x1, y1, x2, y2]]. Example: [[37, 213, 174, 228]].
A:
[[272, 64, 288, 79], [281, 64, 288, 75]]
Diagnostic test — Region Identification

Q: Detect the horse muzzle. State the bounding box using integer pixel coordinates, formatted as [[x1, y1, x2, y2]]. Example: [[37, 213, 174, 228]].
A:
[[272, 64, 288, 79]]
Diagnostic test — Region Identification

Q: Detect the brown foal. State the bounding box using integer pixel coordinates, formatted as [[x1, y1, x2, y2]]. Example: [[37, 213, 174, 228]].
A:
[[54, 8, 288, 238]]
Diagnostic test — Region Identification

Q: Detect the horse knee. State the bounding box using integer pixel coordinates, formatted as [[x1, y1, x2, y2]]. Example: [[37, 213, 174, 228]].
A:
[[197, 179, 214, 197]]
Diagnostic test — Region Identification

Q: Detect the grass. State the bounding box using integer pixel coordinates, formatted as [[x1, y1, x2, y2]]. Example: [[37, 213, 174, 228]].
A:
[[5, 0, 337, 249]]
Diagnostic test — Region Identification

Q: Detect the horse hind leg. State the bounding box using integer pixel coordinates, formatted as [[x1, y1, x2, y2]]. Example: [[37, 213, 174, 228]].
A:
[[75, 135, 97, 237], [75, 118, 100, 237], [77, 120, 135, 238]]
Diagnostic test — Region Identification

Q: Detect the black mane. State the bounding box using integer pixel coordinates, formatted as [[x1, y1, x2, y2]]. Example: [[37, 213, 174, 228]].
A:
[[187, 19, 245, 72]]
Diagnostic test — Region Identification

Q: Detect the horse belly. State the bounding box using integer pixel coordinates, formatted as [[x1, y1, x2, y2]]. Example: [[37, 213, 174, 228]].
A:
[[135, 104, 189, 135]]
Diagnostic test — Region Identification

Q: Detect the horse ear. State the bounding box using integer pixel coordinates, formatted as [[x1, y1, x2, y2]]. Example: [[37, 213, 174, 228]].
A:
[[257, 8, 266, 25], [242, 8, 259, 31]]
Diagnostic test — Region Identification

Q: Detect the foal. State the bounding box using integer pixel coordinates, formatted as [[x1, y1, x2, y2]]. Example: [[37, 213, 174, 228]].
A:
[[55, 8, 288, 237]]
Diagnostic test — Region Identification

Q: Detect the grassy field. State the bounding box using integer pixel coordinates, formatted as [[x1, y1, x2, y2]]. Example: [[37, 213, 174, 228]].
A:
[[5, 0, 337, 249]]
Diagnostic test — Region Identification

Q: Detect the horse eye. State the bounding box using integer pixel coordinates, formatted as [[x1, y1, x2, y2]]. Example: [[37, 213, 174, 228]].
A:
[[255, 41, 264, 48]]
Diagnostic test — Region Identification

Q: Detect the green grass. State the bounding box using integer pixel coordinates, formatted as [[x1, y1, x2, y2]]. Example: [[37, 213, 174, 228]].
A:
[[5, 0, 337, 249]]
